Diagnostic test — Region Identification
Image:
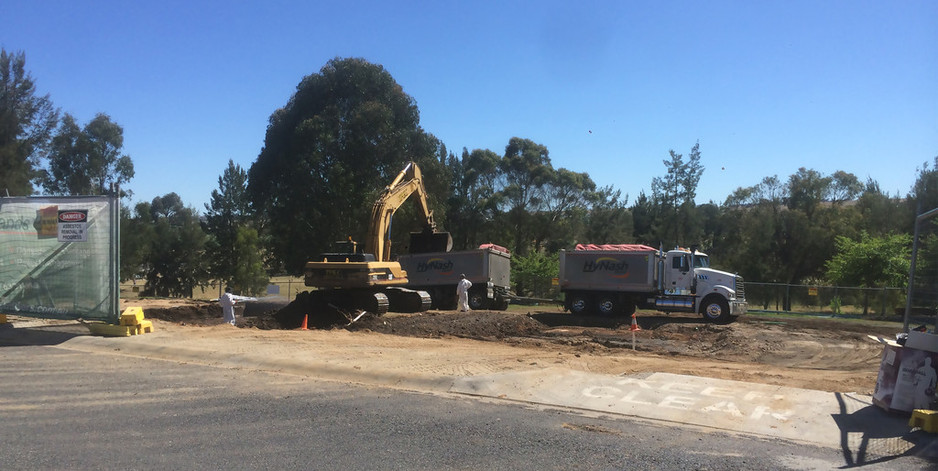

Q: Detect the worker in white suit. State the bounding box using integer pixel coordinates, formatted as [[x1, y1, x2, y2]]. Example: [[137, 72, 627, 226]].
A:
[[219, 287, 238, 325], [456, 274, 472, 312]]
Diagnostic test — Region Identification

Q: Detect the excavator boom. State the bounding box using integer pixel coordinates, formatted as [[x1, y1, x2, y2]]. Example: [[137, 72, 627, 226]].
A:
[[366, 161, 451, 261], [302, 160, 450, 318]]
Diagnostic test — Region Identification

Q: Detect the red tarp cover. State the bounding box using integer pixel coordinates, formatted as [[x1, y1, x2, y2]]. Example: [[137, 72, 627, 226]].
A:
[[479, 243, 509, 253], [575, 244, 656, 252]]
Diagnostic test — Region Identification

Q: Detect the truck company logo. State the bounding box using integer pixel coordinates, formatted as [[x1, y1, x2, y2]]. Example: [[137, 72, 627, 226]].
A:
[[582, 257, 630, 278], [416, 258, 454, 274]]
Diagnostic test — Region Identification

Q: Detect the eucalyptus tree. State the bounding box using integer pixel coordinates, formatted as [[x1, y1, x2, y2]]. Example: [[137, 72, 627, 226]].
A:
[[717, 176, 787, 283], [497, 137, 553, 255], [581, 186, 633, 245], [786, 167, 830, 218], [0, 48, 58, 195], [650, 142, 704, 246], [125, 193, 209, 297], [445, 148, 502, 250], [41, 112, 134, 196], [248, 57, 443, 274], [828, 170, 863, 205], [535, 167, 597, 253]]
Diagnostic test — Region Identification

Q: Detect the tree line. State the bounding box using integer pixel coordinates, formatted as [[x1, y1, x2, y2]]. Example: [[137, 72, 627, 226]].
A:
[[4, 50, 936, 302]]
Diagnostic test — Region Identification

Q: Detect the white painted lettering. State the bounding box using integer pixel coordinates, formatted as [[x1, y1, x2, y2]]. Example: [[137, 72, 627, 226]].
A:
[[700, 387, 735, 399], [582, 386, 620, 399], [702, 401, 744, 417], [660, 382, 697, 394], [750, 405, 792, 421], [619, 390, 654, 406], [659, 395, 696, 410]]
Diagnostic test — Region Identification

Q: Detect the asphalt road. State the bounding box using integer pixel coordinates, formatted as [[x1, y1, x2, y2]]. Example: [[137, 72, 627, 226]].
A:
[[2, 339, 933, 470]]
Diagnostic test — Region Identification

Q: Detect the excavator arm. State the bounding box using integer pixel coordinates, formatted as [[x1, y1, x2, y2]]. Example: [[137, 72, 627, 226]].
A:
[[365, 161, 450, 261]]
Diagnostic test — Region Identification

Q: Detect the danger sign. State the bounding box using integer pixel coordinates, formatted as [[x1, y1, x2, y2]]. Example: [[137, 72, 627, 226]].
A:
[[58, 210, 88, 242]]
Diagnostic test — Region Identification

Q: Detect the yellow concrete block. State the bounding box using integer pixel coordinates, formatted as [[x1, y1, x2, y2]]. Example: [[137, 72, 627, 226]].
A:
[[909, 409, 938, 433], [88, 323, 136, 337], [136, 319, 154, 334], [0, 314, 7, 324], [120, 306, 146, 326]]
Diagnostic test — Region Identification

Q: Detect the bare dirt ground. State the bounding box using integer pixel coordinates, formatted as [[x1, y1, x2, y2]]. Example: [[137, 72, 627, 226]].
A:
[[123, 297, 906, 395]]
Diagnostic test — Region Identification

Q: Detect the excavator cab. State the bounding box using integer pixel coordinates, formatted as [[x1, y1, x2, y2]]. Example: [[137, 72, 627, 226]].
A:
[[333, 238, 359, 254]]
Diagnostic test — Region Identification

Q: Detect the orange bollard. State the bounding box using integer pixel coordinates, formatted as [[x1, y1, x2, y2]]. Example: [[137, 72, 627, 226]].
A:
[[296, 314, 309, 331]]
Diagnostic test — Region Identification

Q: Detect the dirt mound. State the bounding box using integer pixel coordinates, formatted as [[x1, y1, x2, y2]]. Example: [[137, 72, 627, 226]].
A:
[[351, 310, 544, 340], [141, 303, 226, 326]]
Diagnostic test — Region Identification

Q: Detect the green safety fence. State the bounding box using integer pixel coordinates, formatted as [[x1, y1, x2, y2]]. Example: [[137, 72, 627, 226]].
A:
[[0, 195, 119, 323]]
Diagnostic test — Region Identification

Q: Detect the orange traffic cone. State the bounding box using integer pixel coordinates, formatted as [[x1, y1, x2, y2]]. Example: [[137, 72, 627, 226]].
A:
[[630, 313, 641, 332], [296, 314, 309, 331]]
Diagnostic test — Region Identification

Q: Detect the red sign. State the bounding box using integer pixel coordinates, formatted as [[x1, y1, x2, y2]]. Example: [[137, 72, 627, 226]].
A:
[[58, 210, 88, 223]]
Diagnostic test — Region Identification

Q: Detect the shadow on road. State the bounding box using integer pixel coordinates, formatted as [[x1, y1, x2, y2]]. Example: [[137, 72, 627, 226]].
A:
[[0, 324, 88, 347], [831, 392, 938, 465]]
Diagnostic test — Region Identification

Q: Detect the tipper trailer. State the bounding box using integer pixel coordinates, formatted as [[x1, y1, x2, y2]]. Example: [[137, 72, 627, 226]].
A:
[[558, 244, 747, 323], [398, 244, 511, 310]]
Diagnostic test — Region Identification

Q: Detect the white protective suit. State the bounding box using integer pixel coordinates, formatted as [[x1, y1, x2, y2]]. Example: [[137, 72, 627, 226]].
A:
[[456, 277, 473, 312], [219, 292, 237, 325]]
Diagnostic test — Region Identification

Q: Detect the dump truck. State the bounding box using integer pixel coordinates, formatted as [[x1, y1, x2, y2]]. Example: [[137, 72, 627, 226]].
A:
[[302, 161, 452, 316], [398, 244, 511, 310], [558, 244, 747, 323]]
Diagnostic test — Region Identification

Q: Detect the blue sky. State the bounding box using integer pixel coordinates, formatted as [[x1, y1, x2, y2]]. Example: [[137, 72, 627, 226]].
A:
[[3, 1, 936, 212]]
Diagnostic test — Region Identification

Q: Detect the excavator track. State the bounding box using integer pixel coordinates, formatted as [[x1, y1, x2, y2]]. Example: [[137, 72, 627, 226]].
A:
[[384, 287, 432, 313], [308, 289, 390, 316], [304, 287, 432, 316]]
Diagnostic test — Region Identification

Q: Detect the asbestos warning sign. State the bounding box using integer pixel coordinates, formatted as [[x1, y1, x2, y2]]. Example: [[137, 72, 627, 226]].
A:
[[57, 210, 88, 242]]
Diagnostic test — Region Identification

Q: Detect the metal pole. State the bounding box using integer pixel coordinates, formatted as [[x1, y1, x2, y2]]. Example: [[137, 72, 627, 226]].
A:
[[110, 186, 121, 324]]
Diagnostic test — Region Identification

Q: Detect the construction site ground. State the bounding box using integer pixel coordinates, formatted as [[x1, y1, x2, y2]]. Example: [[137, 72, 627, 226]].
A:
[[10, 296, 938, 462], [123, 297, 904, 395]]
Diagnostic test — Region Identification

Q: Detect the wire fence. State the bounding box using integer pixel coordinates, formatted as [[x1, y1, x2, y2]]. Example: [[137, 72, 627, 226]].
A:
[[746, 282, 907, 318], [119, 276, 924, 321], [120, 276, 308, 302]]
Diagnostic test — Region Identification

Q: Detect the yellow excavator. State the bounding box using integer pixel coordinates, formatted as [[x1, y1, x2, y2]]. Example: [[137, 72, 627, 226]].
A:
[[302, 161, 452, 315]]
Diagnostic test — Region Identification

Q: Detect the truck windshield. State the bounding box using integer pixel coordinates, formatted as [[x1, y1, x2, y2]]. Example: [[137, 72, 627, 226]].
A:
[[694, 255, 710, 268]]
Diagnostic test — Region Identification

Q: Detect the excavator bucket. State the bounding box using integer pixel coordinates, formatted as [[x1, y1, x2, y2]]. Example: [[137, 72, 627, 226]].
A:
[[409, 230, 453, 254]]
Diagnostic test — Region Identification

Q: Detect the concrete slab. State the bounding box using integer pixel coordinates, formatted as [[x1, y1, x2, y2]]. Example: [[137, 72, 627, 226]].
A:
[[452, 369, 916, 452]]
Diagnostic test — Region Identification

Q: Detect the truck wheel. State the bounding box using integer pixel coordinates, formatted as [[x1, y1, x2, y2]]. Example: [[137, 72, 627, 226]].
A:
[[493, 296, 510, 311], [568, 293, 590, 315], [701, 296, 731, 324], [468, 290, 489, 310], [596, 295, 619, 317]]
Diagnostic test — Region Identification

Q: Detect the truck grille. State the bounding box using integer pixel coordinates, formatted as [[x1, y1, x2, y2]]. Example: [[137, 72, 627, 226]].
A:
[[735, 276, 745, 301]]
